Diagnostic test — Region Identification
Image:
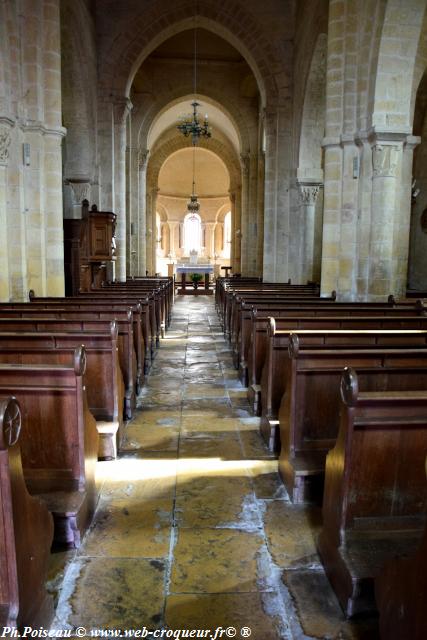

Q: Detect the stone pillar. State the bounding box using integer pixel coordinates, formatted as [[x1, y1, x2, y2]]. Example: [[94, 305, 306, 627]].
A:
[[137, 148, 149, 276], [240, 152, 249, 274], [368, 135, 403, 300], [0, 125, 11, 301], [168, 221, 178, 258], [229, 190, 235, 272], [145, 186, 158, 275], [234, 188, 242, 274], [256, 151, 265, 276], [263, 105, 292, 281], [320, 138, 342, 296], [205, 222, 216, 261], [113, 98, 132, 281], [44, 130, 66, 295], [394, 136, 420, 297], [298, 183, 321, 283]]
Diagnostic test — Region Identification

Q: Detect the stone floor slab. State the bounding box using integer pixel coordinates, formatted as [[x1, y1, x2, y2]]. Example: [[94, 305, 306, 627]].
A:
[[170, 528, 264, 593], [54, 557, 165, 630]]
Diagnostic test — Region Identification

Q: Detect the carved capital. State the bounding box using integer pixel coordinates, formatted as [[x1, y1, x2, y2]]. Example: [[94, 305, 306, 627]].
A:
[[138, 148, 150, 170], [0, 126, 12, 165], [372, 144, 399, 177], [298, 185, 320, 206], [68, 181, 91, 205]]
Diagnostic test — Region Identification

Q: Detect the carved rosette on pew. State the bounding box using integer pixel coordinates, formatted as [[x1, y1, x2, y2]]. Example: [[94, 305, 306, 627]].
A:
[[0, 396, 54, 631]]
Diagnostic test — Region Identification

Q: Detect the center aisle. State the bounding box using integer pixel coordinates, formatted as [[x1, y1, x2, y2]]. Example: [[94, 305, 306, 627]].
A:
[[51, 296, 373, 639]]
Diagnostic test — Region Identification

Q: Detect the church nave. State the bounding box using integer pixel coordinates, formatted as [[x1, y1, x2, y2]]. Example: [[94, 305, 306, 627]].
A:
[[48, 297, 376, 640]]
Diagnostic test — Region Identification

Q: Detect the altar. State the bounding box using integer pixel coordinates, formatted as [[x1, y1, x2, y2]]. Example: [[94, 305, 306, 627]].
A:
[[176, 264, 214, 294]]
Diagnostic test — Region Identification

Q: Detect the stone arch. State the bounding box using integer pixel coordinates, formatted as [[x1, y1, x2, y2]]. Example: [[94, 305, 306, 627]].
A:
[[298, 33, 327, 181], [97, 0, 290, 107], [137, 92, 250, 155], [371, 0, 427, 131], [146, 130, 241, 192], [215, 203, 231, 223]]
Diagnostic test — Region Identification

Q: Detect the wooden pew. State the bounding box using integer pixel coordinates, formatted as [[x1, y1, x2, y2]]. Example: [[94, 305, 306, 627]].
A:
[[0, 315, 136, 419], [99, 281, 168, 339], [0, 347, 99, 548], [234, 298, 422, 378], [0, 324, 124, 459], [0, 304, 142, 393], [0, 396, 54, 631], [260, 323, 427, 452], [76, 290, 158, 355], [243, 307, 427, 392], [28, 292, 152, 373], [226, 289, 327, 340], [375, 457, 427, 639], [278, 341, 427, 504], [317, 368, 427, 617]]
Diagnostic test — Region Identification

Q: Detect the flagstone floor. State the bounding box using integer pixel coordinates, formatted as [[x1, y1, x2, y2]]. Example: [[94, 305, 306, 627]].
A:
[[49, 296, 379, 640]]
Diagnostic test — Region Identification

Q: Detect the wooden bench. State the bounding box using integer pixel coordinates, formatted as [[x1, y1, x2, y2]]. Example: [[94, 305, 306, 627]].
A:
[[75, 289, 158, 355], [242, 307, 427, 390], [317, 368, 427, 617], [0, 315, 136, 419], [99, 281, 168, 339], [28, 293, 152, 373], [0, 396, 54, 631], [375, 458, 427, 639], [0, 324, 124, 459], [226, 290, 328, 340], [260, 323, 427, 452], [0, 347, 98, 548], [235, 299, 423, 381], [278, 342, 427, 504]]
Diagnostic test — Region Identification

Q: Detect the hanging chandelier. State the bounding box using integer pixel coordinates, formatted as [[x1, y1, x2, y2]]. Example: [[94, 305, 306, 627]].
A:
[[187, 146, 200, 218], [177, 17, 212, 145], [178, 101, 211, 146]]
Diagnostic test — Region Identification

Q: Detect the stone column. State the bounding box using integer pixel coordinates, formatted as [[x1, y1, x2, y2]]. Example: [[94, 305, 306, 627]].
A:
[[320, 138, 342, 296], [205, 222, 216, 261], [298, 183, 321, 283], [168, 221, 178, 257], [239, 153, 250, 274], [137, 148, 149, 276], [145, 186, 158, 275], [44, 130, 66, 296], [263, 105, 292, 281], [368, 135, 403, 300], [234, 188, 242, 274], [229, 190, 236, 272], [0, 125, 11, 301], [256, 151, 265, 276], [393, 135, 420, 297], [113, 98, 132, 281]]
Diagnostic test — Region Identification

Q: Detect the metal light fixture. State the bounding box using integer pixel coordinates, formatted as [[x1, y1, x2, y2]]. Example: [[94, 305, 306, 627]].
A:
[[177, 17, 211, 146], [187, 146, 200, 218], [178, 101, 211, 146]]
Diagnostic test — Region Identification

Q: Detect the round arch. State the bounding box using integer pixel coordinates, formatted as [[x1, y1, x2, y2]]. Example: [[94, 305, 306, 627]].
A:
[[97, 1, 289, 107], [146, 129, 241, 192]]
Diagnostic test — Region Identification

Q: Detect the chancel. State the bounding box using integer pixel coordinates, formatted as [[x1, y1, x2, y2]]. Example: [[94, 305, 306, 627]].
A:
[[1, 1, 427, 638]]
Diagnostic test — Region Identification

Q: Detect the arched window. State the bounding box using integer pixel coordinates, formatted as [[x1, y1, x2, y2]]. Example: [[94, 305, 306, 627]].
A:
[[184, 212, 202, 255], [223, 211, 231, 258]]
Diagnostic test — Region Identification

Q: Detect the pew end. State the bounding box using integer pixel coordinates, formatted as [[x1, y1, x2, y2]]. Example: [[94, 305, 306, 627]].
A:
[[0, 397, 54, 631], [317, 368, 427, 617]]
